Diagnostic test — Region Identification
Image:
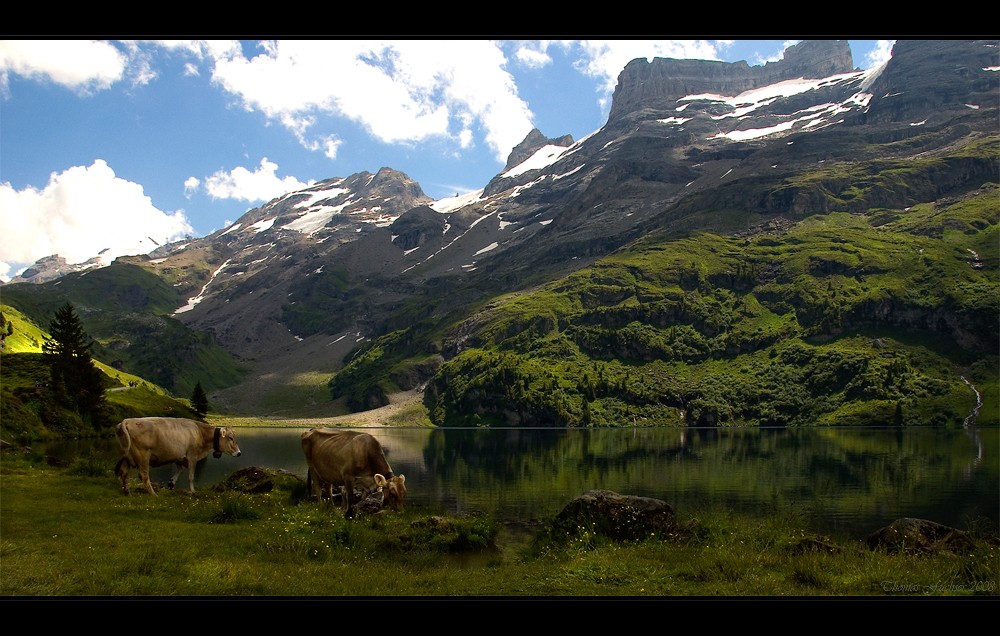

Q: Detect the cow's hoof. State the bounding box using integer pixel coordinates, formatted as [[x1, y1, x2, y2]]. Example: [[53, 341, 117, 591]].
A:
[[167, 481, 176, 490]]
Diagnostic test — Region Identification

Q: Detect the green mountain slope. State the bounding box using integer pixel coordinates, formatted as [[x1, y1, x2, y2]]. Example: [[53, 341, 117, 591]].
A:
[[1, 262, 247, 397], [375, 182, 998, 427]]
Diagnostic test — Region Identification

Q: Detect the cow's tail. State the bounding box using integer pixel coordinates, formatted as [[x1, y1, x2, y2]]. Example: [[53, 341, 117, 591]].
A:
[[114, 421, 132, 474]]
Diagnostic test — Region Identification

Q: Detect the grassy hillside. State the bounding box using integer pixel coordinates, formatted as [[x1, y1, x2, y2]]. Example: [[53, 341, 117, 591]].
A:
[[1, 261, 247, 397], [0, 305, 200, 442]]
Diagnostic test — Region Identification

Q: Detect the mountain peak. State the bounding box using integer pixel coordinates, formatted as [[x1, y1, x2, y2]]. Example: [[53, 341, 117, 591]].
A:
[[503, 128, 575, 173], [608, 40, 854, 122]]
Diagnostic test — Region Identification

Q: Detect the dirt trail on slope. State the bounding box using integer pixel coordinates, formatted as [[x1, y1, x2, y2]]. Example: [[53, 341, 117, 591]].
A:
[[214, 390, 429, 428], [295, 390, 427, 427]]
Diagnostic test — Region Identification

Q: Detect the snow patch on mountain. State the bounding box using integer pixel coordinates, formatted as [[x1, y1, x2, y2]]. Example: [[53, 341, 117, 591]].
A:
[[284, 206, 342, 234], [249, 218, 276, 233], [501, 144, 573, 178], [293, 186, 350, 208], [174, 258, 232, 315], [431, 189, 485, 213]]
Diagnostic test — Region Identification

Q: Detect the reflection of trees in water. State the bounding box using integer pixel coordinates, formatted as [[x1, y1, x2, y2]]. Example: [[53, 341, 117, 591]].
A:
[[419, 426, 998, 534], [423, 427, 568, 480], [424, 427, 722, 480]]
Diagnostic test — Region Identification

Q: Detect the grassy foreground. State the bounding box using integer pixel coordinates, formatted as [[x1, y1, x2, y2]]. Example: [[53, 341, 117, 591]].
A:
[[1, 450, 996, 598]]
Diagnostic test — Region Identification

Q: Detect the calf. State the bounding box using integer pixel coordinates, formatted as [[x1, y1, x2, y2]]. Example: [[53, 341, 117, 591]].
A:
[[115, 417, 242, 495], [301, 428, 406, 518]]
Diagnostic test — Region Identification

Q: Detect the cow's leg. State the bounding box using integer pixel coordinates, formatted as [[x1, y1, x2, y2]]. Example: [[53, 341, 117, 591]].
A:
[[341, 478, 355, 519], [138, 463, 156, 496], [167, 459, 187, 491], [115, 457, 131, 495], [307, 469, 324, 503], [185, 460, 197, 494]]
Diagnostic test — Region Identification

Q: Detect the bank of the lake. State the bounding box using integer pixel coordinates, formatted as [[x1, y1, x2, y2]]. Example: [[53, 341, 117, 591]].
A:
[[1, 449, 997, 598]]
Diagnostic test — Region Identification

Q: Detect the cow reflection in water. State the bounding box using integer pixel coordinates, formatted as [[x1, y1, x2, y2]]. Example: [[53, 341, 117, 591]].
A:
[[301, 428, 407, 518]]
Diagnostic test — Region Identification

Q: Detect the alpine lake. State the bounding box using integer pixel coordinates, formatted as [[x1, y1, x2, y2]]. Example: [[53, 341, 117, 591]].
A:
[[42, 423, 998, 543]]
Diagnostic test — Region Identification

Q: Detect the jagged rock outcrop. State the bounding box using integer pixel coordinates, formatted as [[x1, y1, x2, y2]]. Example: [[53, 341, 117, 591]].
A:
[[608, 40, 855, 122], [390, 205, 448, 250], [501, 128, 575, 173], [10, 253, 105, 284], [483, 128, 576, 197]]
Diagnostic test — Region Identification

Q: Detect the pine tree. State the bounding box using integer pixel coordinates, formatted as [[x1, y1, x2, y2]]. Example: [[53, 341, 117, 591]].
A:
[[191, 381, 209, 418], [43, 302, 109, 428]]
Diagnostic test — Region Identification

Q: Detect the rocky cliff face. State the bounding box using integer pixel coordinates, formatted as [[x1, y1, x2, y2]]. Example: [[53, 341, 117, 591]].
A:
[[854, 39, 1000, 126], [607, 40, 855, 122]]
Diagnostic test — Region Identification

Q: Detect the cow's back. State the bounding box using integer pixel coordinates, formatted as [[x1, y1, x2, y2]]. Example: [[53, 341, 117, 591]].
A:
[[119, 417, 208, 462], [301, 428, 389, 484]]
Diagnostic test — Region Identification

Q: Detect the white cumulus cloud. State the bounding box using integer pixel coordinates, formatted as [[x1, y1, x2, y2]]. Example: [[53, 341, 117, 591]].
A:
[[0, 160, 194, 281], [204, 40, 536, 165], [0, 40, 127, 95], [200, 157, 314, 202]]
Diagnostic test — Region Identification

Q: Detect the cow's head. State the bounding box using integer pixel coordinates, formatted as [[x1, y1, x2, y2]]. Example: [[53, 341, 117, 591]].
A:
[[374, 473, 407, 510], [214, 427, 242, 459]]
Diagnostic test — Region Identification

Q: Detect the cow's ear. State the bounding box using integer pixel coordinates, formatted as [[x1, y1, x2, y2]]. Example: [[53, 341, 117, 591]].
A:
[[397, 474, 405, 485], [374, 474, 387, 487]]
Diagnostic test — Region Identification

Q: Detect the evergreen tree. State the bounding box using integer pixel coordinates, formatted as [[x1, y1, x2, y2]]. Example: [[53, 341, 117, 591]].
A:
[[191, 381, 209, 418], [43, 303, 109, 428]]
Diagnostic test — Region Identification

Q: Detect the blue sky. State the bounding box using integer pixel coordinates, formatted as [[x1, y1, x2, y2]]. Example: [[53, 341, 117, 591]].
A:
[[0, 39, 895, 281]]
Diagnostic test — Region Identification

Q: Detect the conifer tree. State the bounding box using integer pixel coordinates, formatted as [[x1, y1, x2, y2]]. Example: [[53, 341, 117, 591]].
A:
[[191, 381, 209, 418], [43, 302, 109, 428]]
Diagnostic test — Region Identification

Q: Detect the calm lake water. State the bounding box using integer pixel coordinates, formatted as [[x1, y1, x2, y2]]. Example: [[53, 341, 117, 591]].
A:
[[47, 425, 998, 541]]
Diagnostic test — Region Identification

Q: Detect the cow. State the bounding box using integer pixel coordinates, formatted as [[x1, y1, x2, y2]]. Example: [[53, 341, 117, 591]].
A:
[[300, 428, 406, 518], [115, 417, 242, 496]]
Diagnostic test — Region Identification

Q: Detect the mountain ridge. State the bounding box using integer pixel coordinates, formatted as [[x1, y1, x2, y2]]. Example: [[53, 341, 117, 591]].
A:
[[3, 39, 997, 426]]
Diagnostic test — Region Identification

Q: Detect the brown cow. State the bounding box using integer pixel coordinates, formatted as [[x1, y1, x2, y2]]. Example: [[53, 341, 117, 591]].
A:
[[301, 428, 406, 518], [115, 417, 242, 495]]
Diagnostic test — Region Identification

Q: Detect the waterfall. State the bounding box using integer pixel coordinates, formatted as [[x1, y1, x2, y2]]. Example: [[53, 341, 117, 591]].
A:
[[960, 376, 982, 428]]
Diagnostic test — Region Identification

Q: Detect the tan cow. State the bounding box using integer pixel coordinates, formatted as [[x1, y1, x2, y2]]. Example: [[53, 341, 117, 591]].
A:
[[115, 417, 242, 495], [301, 428, 406, 518]]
